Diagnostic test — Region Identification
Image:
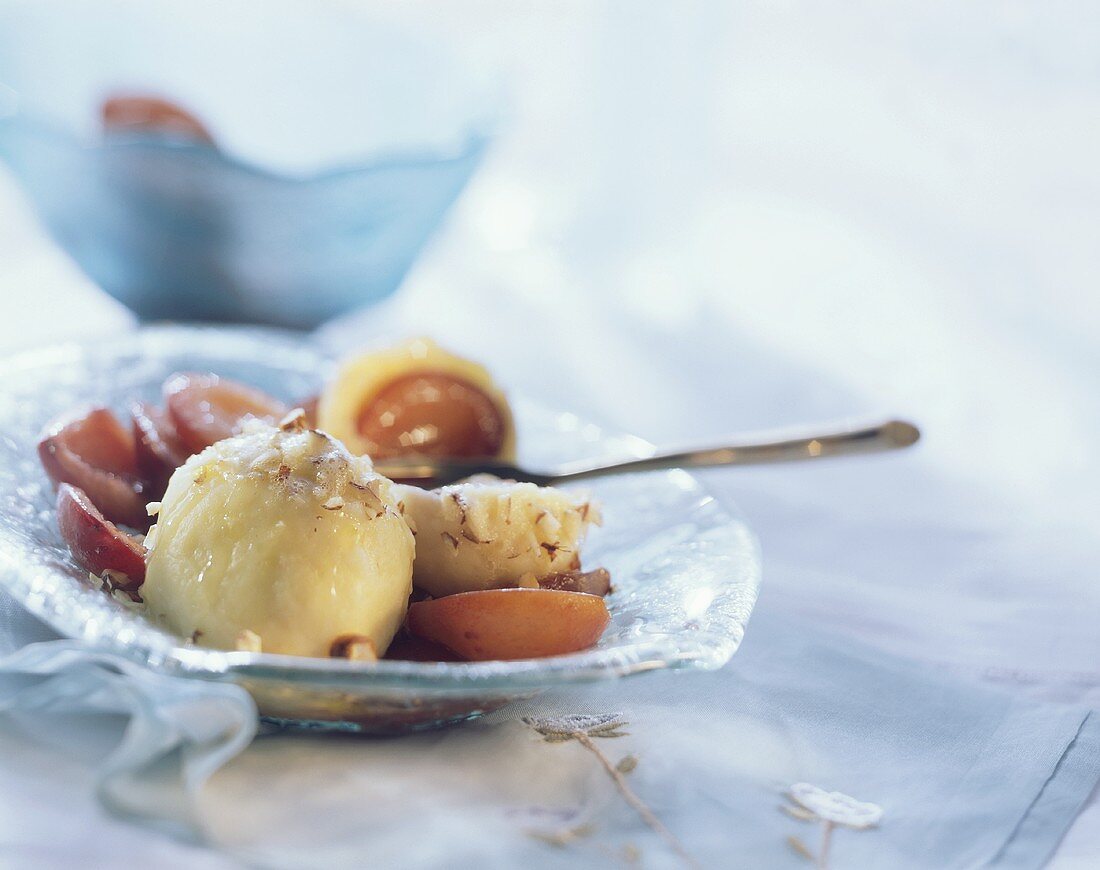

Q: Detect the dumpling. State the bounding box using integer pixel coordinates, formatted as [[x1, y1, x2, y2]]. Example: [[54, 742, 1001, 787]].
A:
[[141, 416, 414, 658], [396, 478, 599, 598]]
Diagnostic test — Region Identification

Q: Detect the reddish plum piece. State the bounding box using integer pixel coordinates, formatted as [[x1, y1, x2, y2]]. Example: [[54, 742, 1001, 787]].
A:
[[131, 402, 189, 498], [57, 484, 146, 587], [102, 95, 214, 144], [406, 588, 610, 662], [383, 631, 461, 662], [164, 372, 288, 454], [38, 407, 148, 528]]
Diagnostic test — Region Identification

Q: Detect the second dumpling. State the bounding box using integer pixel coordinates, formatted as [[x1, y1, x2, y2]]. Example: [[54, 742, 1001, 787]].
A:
[[396, 478, 600, 597]]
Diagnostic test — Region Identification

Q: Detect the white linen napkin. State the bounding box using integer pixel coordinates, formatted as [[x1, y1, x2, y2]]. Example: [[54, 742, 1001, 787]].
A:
[[1, 600, 1097, 870], [0, 637, 255, 838]]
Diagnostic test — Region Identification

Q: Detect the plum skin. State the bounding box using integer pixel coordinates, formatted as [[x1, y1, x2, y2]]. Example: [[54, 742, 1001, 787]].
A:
[[56, 483, 146, 586], [406, 588, 610, 661]]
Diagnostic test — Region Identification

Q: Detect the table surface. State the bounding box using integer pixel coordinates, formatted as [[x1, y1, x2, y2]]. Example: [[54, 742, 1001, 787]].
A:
[[0, 3, 1097, 868]]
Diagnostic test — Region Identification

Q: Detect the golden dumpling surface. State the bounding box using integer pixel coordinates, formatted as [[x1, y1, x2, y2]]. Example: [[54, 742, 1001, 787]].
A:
[[396, 477, 599, 597], [141, 420, 414, 658]]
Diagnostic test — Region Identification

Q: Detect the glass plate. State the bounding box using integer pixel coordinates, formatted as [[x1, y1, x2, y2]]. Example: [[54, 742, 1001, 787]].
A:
[[0, 326, 760, 732]]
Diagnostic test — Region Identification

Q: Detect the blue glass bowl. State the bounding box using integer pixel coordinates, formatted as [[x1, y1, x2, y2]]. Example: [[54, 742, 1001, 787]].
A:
[[0, 121, 488, 327], [0, 2, 495, 328]]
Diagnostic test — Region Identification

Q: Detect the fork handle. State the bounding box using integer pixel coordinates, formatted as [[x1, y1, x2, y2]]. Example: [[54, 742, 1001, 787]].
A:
[[547, 419, 920, 484]]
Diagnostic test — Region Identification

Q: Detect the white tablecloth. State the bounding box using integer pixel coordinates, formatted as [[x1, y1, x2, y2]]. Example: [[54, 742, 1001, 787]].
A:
[[0, 3, 1097, 867]]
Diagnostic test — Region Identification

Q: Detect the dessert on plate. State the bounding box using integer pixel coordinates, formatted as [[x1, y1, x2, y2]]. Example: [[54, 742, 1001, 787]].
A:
[[37, 340, 610, 663]]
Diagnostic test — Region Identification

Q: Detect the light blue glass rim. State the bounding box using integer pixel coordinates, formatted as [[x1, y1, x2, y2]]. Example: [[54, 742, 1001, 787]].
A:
[[0, 98, 499, 184], [0, 325, 761, 695]]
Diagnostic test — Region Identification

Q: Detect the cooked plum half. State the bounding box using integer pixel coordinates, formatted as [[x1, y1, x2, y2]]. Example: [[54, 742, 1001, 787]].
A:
[[38, 407, 148, 528], [131, 401, 190, 499], [164, 372, 288, 454], [406, 588, 609, 661], [102, 94, 214, 144], [56, 484, 146, 587], [319, 338, 516, 462]]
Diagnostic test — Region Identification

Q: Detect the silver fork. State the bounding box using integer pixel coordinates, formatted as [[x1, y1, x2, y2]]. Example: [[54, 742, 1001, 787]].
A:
[[373, 418, 920, 487]]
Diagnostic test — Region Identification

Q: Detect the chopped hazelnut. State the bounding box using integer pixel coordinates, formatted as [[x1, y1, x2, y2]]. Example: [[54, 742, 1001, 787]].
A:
[[110, 586, 142, 608], [278, 408, 309, 431], [538, 567, 612, 596], [235, 629, 262, 652], [329, 634, 378, 661]]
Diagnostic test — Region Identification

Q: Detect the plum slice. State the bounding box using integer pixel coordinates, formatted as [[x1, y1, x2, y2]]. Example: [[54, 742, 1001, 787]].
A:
[[38, 407, 149, 529], [57, 484, 146, 587], [164, 372, 288, 454], [131, 401, 189, 498], [102, 95, 214, 144], [356, 372, 507, 459], [406, 588, 610, 661], [383, 631, 461, 662]]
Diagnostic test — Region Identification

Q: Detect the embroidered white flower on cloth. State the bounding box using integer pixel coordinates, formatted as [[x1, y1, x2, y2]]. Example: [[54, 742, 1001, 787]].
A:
[[522, 713, 697, 866], [787, 783, 883, 829], [782, 783, 883, 867]]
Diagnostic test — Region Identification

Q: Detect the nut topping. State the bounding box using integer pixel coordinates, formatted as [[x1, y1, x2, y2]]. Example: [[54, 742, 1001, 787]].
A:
[[235, 629, 262, 652], [329, 634, 378, 661]]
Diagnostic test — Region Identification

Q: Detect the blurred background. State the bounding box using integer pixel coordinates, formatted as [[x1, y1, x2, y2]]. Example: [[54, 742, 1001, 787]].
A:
[[3, 5, 1100, 864], [0, 0, 1097, 669]]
